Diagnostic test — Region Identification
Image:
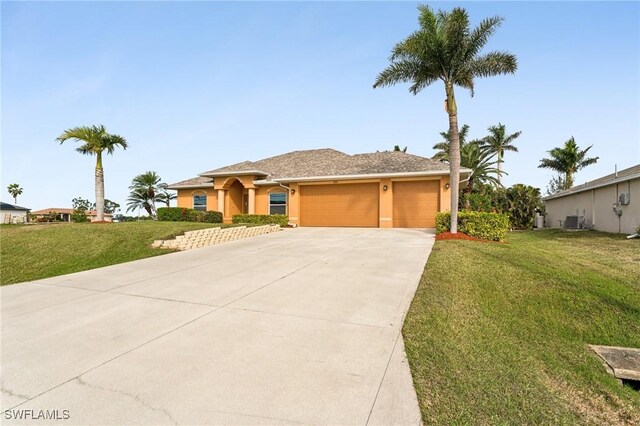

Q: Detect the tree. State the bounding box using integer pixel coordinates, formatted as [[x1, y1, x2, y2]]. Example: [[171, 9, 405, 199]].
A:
[[127, 171, 167, 219], [393, 145, 408, 153], [92, 199, 120, 214], [432, 124, 470, 161], [373, 5, 517, 233], [7, 184, 23, 204], [538, 137, 599, 189], [56, 125, 128, 221], [126, 188, 154, 217], [479, 123, 521, 184], [545, 174, 567, 195], [72, 197, 91, 211], [460, 142, 504, 192], [157, 191, 177, 207]]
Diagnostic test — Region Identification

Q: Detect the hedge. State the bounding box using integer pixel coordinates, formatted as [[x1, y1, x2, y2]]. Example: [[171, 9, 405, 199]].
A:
[[436, 210, 509, 241], [157, 207, 222, 223], [232, 214, 288, 227]]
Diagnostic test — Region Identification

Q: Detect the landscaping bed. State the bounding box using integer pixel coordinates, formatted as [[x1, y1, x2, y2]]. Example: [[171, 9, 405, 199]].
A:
[[403, 229, 640, 424]]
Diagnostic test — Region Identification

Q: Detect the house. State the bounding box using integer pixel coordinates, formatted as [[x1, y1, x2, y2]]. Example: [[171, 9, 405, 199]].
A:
[[168, 148, 470, 228], [0, 201, 30, 224], [30, 208, 113, 222], [543, 164, 640, 234]]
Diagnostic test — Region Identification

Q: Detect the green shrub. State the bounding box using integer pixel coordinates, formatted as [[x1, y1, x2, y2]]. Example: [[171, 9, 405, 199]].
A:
[[157, 207, 222, 223], [71, 210, 88, 223], [232, 214, 288, 227], [436, 211, 509, 241]]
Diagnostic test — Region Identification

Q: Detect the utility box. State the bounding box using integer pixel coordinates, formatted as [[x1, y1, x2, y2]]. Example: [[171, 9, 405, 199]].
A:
[[619, 193, 630, 205]]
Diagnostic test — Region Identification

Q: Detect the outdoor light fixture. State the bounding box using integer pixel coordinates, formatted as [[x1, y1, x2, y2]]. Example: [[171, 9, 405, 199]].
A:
[[445, 183, 451, 190], [290, 188, 296, 195], [383, 185, 388, 191]]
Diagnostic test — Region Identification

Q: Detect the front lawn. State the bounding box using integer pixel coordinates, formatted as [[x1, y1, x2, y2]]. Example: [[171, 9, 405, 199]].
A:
[[403, 230, 640, 425], [0, 222, 234, 285]]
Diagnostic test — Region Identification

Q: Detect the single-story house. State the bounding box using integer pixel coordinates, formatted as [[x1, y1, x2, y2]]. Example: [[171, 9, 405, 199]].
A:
[[168, 148, 470, 228], [543, 164, 639, 234], [1, 201, 30, 224], [30, 208, 113, 222]]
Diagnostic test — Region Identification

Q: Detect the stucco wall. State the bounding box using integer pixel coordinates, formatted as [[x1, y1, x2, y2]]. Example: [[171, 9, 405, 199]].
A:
[[1, 209, 28, 224], [545, 177, 639, 234], [176, 188, 218, 211]]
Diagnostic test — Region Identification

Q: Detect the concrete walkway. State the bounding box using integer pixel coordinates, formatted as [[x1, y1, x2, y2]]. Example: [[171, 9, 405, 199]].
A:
[[1, 228, 434, 425]]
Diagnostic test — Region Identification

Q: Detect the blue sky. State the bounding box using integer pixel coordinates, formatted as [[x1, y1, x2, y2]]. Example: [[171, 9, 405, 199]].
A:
[[2, 1, 639, 211]]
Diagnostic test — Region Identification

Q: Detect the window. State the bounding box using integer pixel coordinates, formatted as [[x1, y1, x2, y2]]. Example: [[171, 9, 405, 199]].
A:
[[269, 192, 287, 215], [193, 194, 207, 211]]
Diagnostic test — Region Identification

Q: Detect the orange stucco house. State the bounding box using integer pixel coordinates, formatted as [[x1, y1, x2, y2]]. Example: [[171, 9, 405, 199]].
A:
[[167, 149, 470, 228]]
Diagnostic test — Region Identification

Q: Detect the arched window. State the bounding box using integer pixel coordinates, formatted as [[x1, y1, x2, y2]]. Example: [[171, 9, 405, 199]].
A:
[[192, 193, 207, 211], [269, 191, 287, 215]]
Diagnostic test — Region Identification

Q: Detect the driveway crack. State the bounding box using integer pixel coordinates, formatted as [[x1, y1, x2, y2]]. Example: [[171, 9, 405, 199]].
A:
[[76, 376, 177, 425]]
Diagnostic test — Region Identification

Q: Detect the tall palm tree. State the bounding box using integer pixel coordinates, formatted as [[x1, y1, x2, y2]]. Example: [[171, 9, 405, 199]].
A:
[[128, 171, 167, 219], [7, 184, 23, 204], [56, 125, 128, 221], [480, 123, 521, 184], [538, 137, 599, 189], [432, 124, 470, 161], [373, 5, 517, 233]]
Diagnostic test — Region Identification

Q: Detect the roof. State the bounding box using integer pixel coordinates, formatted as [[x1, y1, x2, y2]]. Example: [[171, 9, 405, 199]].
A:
[[543, 164, 640, 201], [166, 176, 214, 189], [169, 148, 464, 188], [0, 202, 30, 211], [30, 208, 112, 216]]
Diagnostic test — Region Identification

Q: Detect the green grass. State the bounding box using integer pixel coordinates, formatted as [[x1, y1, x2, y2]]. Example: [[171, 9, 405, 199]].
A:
[[0, 222, 237, 285], [403, 230, 640, 425]]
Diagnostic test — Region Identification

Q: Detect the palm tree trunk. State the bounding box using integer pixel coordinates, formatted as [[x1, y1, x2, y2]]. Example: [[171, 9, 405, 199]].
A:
[[446, 82, 460, 234], [95, 153, 104, 222], [13, 196, 17, 204], [497, 151, 502, 185]]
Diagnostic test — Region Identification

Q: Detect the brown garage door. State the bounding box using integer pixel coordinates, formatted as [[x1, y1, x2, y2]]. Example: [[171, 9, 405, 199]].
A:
[[300, 183, 379, 227], [393, 180, 440, 228]]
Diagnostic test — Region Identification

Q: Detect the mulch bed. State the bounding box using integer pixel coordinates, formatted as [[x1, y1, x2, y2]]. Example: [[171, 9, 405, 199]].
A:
[[436, 232, 486, 242]]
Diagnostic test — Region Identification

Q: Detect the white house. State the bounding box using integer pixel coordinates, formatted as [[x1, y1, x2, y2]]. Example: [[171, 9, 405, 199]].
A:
[[543, 164, 640, 234], [1, 201, 30, 224]]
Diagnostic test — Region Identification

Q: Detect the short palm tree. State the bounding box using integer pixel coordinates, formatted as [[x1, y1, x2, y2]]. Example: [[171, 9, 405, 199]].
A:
[[538, 137, 599, 190], [157, 190, 177, 207], [480, 123, 521, 184], [373, 5, 517, 233], [432, 125, 470, 161], [56, 125, 128, 221], [461, 142, 503, 191], [126, 188, 154, 217], [7, 184, 23, 204], [128, 171, 167, 219]]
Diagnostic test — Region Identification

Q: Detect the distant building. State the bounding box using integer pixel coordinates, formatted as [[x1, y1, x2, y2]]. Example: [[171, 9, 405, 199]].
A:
[[543, 164, 640, 234], [30, 208, 113, 222], [0, 201, 30, 224]]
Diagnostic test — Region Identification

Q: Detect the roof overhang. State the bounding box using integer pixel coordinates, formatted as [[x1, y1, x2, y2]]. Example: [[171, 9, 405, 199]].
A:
[[254, 169, 472, 185], [166, 184, 213, 190], [543, 171, 640, 201], [199, 170, 270, 178]]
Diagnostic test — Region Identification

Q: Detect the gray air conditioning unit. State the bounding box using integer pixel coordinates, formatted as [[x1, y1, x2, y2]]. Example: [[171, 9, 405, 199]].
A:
[[564, 215, 585, 229], [618, 193, 630, 205]]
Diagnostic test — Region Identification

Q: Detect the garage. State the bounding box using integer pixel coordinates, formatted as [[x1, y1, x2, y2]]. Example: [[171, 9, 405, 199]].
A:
[[300, 183, 379, 227], [393, 180, 440, 228]]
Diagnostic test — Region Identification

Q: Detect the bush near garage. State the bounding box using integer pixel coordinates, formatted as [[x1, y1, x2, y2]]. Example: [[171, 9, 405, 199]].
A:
[[157, 207, 222, 223], [232, 214, 288, 227], [436, 211, 510, 242]]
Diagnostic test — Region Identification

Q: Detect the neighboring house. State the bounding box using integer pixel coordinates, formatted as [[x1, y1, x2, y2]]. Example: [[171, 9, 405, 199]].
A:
[[30, 208, 113, 222], [0, 201, 30, 224], [168, 148, 470, 228], [543, 164, 640, 234]]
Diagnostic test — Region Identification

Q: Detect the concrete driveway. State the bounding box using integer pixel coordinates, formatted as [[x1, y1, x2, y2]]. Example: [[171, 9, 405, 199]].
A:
[[2, 228, 434, 425]]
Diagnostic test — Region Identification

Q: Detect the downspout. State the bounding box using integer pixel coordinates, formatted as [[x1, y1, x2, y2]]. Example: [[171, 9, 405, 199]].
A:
[[276, 182, 296, 227]]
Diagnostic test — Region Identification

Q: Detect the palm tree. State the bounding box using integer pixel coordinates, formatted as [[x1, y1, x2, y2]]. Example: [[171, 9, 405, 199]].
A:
[[128, 171, 167, 219], [461, 142, 503, 191], [432, 124, 470, 161], [538, 137, 599, 190], [126, 188, 154, 217], [56, 125, 128, 221], [479, 123, 521, 184], [7, 184, 23, 204], [157, 190, 177, 207], [373, 5, 517, 233]]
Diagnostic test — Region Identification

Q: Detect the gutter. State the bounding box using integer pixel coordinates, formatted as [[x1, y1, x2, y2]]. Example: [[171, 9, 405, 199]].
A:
[[257, 169, 472, 184], [543, 172, 640, 201]]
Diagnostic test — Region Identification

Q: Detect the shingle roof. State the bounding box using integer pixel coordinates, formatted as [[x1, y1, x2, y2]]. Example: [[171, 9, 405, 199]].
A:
[[543, 164, 640, 201], [166, 176, 214, 189], [169, 148, 457, 188], [0, 202, 30, 211]]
